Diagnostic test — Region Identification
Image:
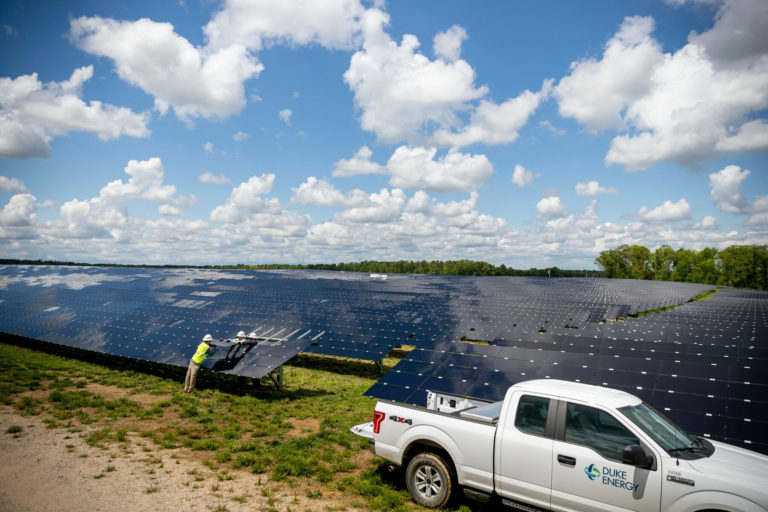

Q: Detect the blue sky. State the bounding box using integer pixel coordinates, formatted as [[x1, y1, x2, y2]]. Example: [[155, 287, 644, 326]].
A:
[[1, 0, 766, 268]]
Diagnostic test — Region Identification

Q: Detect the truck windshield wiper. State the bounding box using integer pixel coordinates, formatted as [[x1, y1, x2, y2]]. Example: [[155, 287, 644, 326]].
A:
[[668, 435, 707, 455], [668, 446, 701, 454]]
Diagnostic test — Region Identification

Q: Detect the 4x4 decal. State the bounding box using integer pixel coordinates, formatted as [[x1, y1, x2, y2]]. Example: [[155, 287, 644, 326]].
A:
[[390, 415, 413, 425]]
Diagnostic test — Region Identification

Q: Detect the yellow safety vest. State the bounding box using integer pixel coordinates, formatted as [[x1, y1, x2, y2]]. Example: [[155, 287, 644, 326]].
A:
[[191, 342, 210, 364]]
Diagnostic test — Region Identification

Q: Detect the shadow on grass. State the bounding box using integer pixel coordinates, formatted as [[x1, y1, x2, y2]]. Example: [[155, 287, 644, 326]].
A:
[[0, 334, 331, 400], [370, 460, 508, 512], [286, 353, 391, 379]]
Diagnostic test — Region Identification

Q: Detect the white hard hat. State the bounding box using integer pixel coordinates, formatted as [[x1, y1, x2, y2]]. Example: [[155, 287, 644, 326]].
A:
[[203, 334, 213, 342], [248, 332, 257, 338], [237, 330, 246, 337]]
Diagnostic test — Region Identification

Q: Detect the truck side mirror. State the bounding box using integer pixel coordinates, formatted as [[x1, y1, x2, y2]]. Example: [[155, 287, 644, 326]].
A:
[[622, 444, 653, 469]]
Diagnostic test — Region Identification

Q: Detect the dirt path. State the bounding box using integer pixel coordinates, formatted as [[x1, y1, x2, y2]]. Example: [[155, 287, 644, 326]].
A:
[[0, 407, 364, 512]]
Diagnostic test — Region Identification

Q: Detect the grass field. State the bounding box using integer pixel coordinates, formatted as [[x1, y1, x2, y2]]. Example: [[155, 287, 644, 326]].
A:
[[0, 340, 469, 512]]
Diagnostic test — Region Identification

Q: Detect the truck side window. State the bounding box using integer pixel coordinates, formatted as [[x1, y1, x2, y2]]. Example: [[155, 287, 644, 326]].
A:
[[514, 395, 550, 436], [564, 403, 640, 461]]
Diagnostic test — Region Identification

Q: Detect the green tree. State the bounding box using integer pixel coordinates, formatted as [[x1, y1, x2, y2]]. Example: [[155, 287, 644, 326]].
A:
[[652, 245, 675, 281], [719, 245, 768, 289], [692, 247, 719, 285], [595, 247, 626, 278], [626, 245, 652, 280], [672, 248, 696, 282]]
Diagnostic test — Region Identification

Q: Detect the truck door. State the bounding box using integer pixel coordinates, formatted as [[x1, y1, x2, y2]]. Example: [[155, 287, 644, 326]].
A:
[[550, 401, 662, 512], [496, 393, 556, 510]]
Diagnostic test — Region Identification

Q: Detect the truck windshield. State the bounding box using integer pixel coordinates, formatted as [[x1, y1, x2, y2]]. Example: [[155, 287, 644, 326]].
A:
[[618, 402, 698, 454]]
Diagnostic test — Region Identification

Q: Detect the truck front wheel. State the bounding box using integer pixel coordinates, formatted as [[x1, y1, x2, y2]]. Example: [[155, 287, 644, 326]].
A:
[[406, 452, 455, 508]]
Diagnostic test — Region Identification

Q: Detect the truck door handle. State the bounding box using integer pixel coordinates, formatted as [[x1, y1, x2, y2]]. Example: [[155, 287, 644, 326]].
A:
[[557, 454, 576, 466]]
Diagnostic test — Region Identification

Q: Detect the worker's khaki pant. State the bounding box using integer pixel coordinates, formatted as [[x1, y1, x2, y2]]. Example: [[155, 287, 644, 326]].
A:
[[184, 361, 201, 392]]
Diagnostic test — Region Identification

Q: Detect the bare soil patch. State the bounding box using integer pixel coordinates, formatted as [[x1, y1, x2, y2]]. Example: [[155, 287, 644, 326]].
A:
[[0, 407, 366, 512]]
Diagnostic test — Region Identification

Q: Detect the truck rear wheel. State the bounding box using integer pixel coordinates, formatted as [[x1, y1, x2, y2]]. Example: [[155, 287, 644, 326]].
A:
[[405, 452, 455, 509]]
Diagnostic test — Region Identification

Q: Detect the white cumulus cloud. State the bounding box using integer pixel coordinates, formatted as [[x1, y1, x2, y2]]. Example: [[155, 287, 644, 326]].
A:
[[203, 0, 365, 51], [0, 176, 29, 193], [575, 180, 618, 197], [709, 165, 750, 213], [555, 16, 663, 131], [198, 172, 230, 184], [332, 146, 386, 177], [0, 66, 149, 158], [688, 0, 768, 64], [715, 120, 768, 152], [695, 215, 718, 229], [556, 4, 768, 170], [54, 158, 194, 242], [344, 9, 488, 143], [709, 164, 768, 227], [0, 193, 39, 241], [278, 108, 292, 124], [0, 193, 37, 228], [638, 198, 691, 222], [100, 158, 192, 206], [291, 177, 367, 207], [433, 25, 467, 61], [210, 174, 281, 223], [536, 196, 566, 220], [405, 190, 478, 218], [387, 146, 493, 192], [431, 82, 552, 147], [511, 164, 536, 189], [70, 16, 263, 121], [158, 204, 183, 216], [335, 188, 406, 223]]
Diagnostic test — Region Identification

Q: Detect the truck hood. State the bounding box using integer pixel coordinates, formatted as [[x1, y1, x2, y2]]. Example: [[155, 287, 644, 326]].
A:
[[686, 440, 768, 502]]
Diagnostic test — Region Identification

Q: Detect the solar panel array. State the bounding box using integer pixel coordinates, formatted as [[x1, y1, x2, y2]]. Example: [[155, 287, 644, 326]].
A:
[[366, 287, 768, 454], [0, 266, 713, 366], [3, 264, 765, 452]]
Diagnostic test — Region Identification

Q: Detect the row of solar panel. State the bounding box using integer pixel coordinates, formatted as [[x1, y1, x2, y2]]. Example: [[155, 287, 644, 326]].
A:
[[375, 358, 767, 403], [400, 343, 768, 384]]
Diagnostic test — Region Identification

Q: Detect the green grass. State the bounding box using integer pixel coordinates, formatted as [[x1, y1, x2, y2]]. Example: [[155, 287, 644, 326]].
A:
[[635, 288, 719, 317], [0, 341, 416, 511]]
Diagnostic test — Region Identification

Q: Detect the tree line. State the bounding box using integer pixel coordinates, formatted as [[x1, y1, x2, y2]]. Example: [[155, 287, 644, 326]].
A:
[[595, 245, 768, 290], [9, 247, 766, 289], [0, 258, 600, 278], [230, 260, 601, 277]]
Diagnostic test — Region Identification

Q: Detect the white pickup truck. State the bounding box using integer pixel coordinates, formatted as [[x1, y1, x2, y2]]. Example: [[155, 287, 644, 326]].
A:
[[351, 379, 768, 511]]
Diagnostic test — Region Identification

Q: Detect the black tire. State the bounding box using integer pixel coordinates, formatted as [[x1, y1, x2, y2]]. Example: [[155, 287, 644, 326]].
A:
[[405, 452, 455, 509]]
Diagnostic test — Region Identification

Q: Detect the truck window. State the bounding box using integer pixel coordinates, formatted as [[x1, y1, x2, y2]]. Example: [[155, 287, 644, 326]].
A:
[[514, 395, 550, 436], [564, 403, 640, 461]]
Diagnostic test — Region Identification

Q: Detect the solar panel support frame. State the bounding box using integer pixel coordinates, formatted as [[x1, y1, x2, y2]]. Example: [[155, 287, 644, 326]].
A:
[[267, 365, 284, 390]]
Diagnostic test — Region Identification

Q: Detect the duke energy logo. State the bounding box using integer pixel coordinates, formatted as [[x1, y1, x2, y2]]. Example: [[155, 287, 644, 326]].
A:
[[585, 464, 600, 480]]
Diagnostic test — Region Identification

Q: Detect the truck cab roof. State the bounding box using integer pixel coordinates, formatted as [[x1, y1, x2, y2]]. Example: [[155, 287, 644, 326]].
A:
[[512, 379, 642, 409]]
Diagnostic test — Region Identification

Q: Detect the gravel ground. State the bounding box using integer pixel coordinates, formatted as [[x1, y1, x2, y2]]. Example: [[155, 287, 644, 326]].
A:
[[0, 406, 365, 512]]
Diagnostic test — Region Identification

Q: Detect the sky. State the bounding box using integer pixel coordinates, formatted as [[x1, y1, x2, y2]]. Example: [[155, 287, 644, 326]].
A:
[[0, 0, 766, 269]]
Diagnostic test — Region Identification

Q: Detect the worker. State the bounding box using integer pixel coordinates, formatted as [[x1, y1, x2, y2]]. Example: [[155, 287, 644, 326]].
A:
[[236, 331, 259, 347], [234, 330, 246, 344], [184, 334, 215, 393]]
